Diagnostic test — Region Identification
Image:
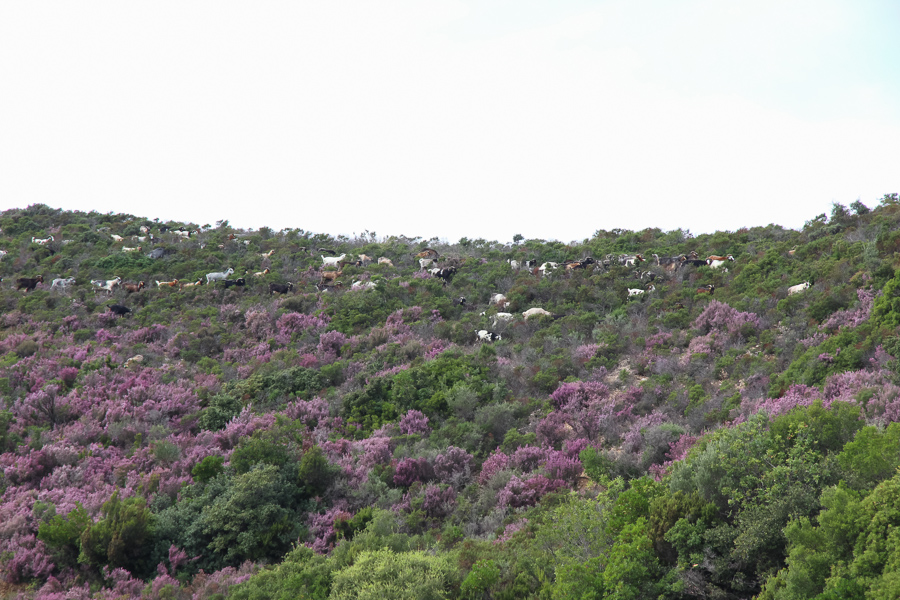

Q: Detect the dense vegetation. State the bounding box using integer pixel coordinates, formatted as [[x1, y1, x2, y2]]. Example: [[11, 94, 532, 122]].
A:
[[1, 197, 899, 599]]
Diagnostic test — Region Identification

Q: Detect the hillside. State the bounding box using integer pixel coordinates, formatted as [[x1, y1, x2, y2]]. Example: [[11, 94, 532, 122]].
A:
[[1, 198, 900, 599]]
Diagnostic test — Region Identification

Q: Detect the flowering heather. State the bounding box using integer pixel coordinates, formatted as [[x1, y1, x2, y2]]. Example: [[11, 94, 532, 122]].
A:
[[306, 505, 353, 553], [393, 457, 434, 486], [823, 288, 878, 330], [645, 331, 673, 350], [399, 409, 430, 435], [497, 475, 566, 509], [479, 449, 510, 484], [433, 446, 474, 484], [494, 519, 529, 545], [550, 380, 611, 410], [574, 343, 604, 362], [693, 300, 761, 336], [317, 330, 349, 363]]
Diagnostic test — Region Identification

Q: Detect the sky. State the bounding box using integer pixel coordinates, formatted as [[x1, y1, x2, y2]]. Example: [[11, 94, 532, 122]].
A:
[[1, 1, 898, 243]]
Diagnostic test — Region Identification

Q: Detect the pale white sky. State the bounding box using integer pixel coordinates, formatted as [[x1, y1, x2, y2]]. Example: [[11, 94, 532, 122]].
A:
[[1, 1, 898, 243]]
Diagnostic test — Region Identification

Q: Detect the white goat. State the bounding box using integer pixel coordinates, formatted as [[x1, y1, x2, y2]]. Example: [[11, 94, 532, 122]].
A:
[[322, 253, 347, 267], [522, 307, 552, 319], [206, 268, 235, 284], [788, 281, 811, 296]]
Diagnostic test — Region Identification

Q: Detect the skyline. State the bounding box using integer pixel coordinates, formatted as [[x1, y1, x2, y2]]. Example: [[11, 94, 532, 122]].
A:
[[1, 1, 898, 242]]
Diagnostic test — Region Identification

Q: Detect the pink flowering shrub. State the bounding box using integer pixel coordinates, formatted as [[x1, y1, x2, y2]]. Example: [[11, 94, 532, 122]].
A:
[[497, 475, 565, 508], [399, 409, 430, 435], [433, 446, 474, 484], [823, 288, 877, 330], [393, 457, 434, 486], [479, 449, 510, 484], [693, 300, 761, 336]]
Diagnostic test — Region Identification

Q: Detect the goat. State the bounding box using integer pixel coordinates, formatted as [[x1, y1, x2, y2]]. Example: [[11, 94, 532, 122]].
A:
[[788, 246, 798, 256], [107, 304, 132, 316], [357, 254, 373, 266], [269, 282, 294, 295], [788, 281, 811, 296], [636, 270, 657, 282], [0, 250, 7, 261], [260, 249, 275, 258], [480, 311, 515, 328], [322, 253, 347, 267], [121, 246, 142, 253], [110, 234, 124, 242], [181, 278, 204, 288], [627, 285, 655, 297], [92, 276, 122, 295], [351, 280, 377, 291], [253, 268, 270, 277], [454, 296, 467, 306], [221, 278, 246, 289], [415, 248, 439, 260], [707, 255, 735, 269], [682, 259, 707, 268], [476, 329, 502, 343], [124, 281, 145, 294], [31, 236, 54, 245], [508, 259, 521, 270], [652, 254, 685, 268], [429, 266, 457, 284], [565, 257, 596, 270], [522, 307, 553, 320], [539, 262, 559, 276], [419, 258, 435, 270], [377, 257, 394, 267], [319, 248, 337, 256], [696, 284, 715, 295], [491, 293, 510, 309], [315, 281, 343, 292], [621, 254, 645, 267], [50, 277, 76, 290], [206, 268, 234, 284], [320, 269, 344, 285], [139, 226, 150, 234], [16, 275, 44, 291], [155, 279, 179, 288]]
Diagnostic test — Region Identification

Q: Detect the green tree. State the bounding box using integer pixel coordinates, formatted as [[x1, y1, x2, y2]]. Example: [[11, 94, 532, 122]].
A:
[[199, 464, 306, 564], [329, 549, 458, 600]]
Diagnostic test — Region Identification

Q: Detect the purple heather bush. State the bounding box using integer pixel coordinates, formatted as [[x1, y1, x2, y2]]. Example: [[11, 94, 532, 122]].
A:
[[433, 446, 474, 484], [306, 505, 353, 553], [693, 300, 761, 336], [398, 409, 430, 435], [393, 457, 434, 486], [479, 449, 510, 485], [823, 288, 877, 330], [494, 519, 529, 545], [497, 475, 566, 509]]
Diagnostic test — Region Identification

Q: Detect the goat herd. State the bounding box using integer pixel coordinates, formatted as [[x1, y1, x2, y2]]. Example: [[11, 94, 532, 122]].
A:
[[4, 233, 814, 341]]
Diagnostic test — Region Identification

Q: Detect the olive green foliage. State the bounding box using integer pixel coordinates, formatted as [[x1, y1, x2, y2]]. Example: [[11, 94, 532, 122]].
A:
[[872, 268, 900, 328], [228, 546, 334, 600], [770, 329, 867, 395], [37, 502, 92, 569], [329, 549, 458, 600], [192, 455, 225, 483], [198, 393, 243, 431], [227, 366, 328, 407], [342, 351, 497, 433], [78, 491, 155, 577]]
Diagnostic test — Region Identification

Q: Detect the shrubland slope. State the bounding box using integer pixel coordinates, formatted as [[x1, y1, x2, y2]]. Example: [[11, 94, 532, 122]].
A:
[[1, 198, 900, 599]]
